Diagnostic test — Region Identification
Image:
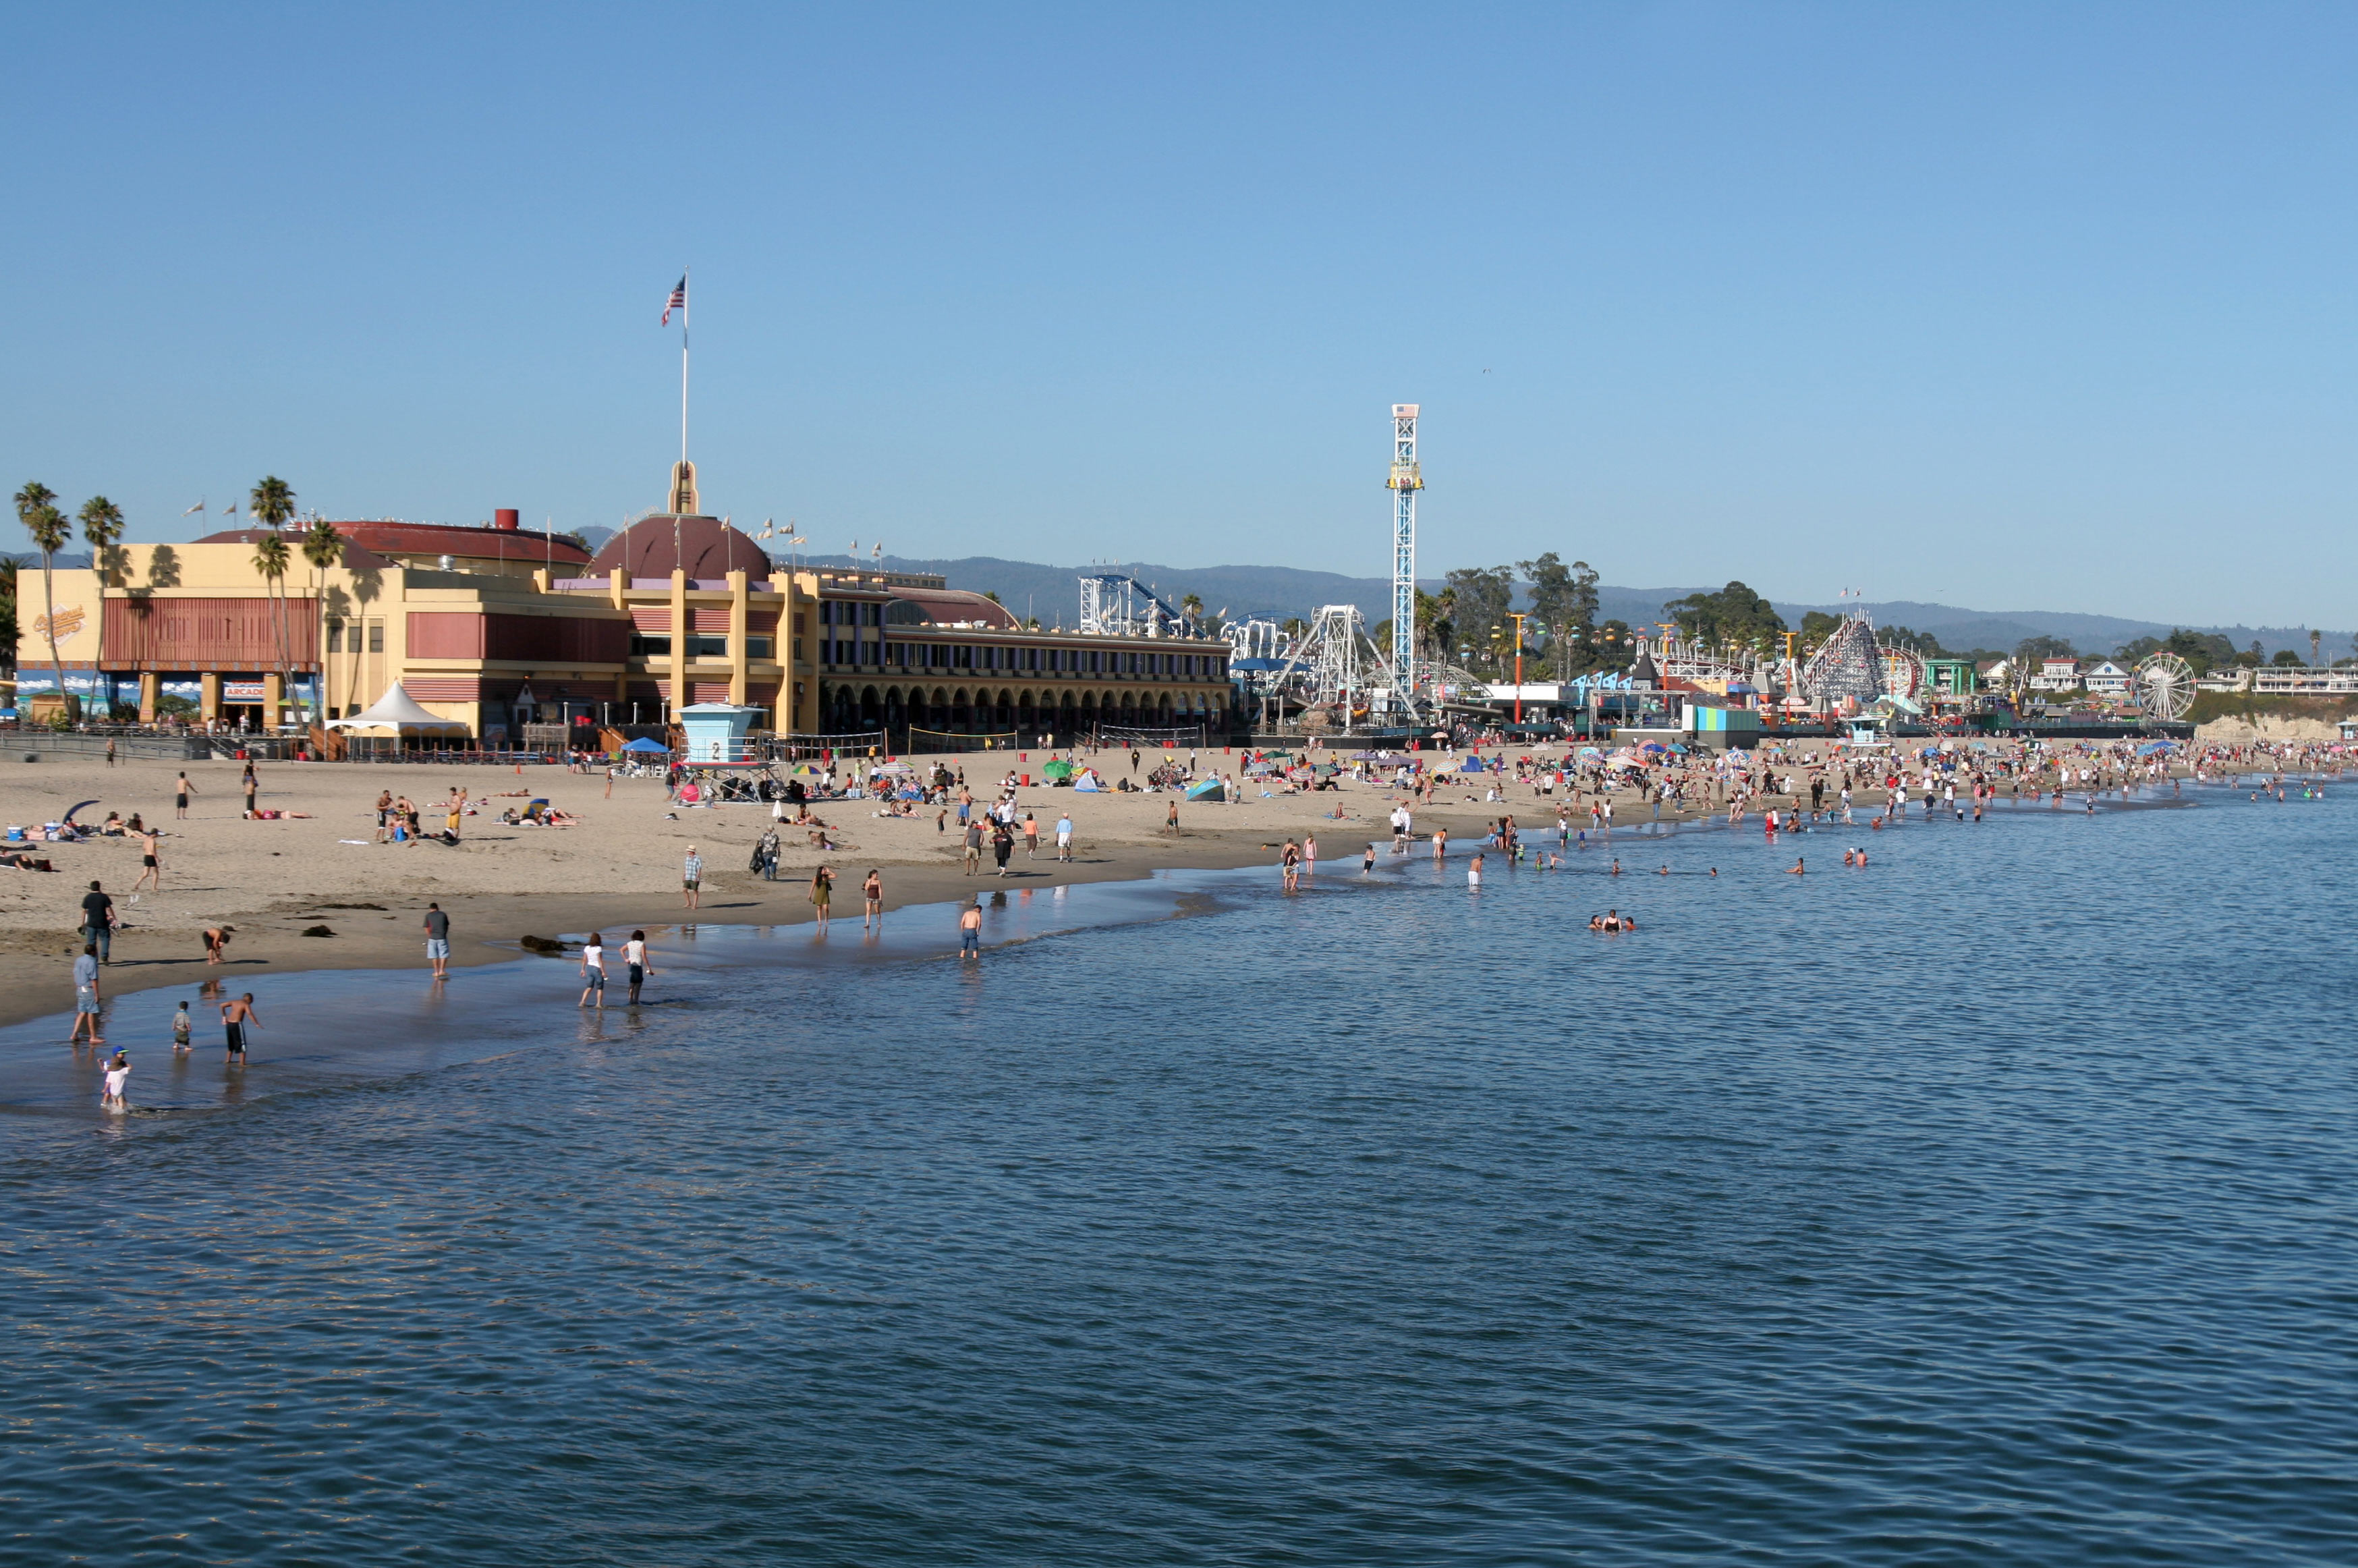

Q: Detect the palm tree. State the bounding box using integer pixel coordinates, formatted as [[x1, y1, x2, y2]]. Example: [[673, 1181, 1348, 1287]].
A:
[[14, 482, 74, 719], [249, 477, 297, 722], [78, 497, 125, 719], [299, 518, 345, 724], [251, 532, 292, 722]]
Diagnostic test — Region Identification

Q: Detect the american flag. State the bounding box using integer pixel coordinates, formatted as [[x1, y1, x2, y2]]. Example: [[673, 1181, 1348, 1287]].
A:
[[661, 275, 686, 325]]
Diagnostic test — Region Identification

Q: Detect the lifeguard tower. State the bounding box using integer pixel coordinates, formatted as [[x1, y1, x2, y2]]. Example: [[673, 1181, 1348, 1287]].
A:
[[677, 703, 763, 765]]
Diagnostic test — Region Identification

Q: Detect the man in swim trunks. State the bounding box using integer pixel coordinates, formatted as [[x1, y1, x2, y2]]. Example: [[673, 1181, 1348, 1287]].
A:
[[221, 992, 260, 1063], [958, 897, 982, 960]]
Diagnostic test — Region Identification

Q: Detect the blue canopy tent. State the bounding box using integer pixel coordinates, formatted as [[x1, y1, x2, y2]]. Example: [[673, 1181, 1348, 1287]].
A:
[[1458, 756, 1488, 773], [1185, 778, 1226, 803], [621, 737, 671, 754]]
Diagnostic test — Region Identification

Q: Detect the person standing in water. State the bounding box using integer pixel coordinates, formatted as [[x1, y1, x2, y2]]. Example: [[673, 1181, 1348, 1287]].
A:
[[958, 897, 983, 961], [69, 945, 103, 1048], [221, 992, 260, 1063], [101, 1051, 130, 1111], [810, 866, 835, 931], [171, 1001, 192, 1054], [578, 934, 607, 1009], [623, 930, 652, 1004], [863, 870, 883, 930], [1467, 852, 1484, 888], [422, 902, 451, 978]]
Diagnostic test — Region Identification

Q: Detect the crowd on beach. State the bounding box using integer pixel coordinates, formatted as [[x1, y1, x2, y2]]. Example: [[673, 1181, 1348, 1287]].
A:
[[39, 730, 2349, 1115]]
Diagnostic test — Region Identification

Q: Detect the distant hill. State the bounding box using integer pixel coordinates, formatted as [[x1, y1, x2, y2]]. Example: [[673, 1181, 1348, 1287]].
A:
[[791, 553, 2339, 659]]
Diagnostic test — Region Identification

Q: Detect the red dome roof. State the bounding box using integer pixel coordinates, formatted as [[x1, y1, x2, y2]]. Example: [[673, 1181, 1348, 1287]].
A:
[[587, 515, 775, 581]]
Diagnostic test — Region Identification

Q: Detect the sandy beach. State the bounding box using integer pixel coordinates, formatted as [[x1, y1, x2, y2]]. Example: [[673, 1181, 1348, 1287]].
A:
[[0, 746, 1688, 1028]]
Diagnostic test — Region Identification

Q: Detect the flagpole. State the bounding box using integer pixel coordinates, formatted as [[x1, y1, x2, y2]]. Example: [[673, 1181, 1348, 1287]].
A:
[[679, 265, 690, 467]]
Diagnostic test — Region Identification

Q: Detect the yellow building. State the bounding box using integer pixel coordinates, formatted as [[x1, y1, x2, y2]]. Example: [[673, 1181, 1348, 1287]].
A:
[[18, 505, 1236, 746]]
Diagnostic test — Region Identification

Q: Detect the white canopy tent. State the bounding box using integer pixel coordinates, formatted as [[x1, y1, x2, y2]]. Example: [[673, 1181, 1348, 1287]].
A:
[[326, 683, 471, 731]]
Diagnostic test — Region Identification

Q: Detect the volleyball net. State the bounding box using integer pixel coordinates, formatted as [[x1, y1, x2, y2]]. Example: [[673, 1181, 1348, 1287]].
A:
[[1093, 724, 1210, 750], [771, 731, 888, 760], [906, 727, 1022, 754]]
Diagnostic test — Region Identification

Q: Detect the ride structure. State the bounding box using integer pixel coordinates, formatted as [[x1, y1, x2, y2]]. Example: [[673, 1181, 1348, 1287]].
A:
[[1799, 615, 1882, 710], [1387, 403, 1422, 716], [1077, 573, 1200, 638], [2135, 651, 2196, 720]]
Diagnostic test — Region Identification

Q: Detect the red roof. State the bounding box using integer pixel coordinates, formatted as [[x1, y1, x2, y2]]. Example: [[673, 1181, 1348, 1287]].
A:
[[196, 521, 590, 567]]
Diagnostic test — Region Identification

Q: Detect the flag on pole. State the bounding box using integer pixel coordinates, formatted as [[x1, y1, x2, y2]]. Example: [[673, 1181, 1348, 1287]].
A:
[[182, 501, 206, 515], [661, 275, 687, 325], [223, 502, 239, 519]]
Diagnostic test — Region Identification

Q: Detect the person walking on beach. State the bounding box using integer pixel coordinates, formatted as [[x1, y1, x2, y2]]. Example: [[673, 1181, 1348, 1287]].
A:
[[80, 880, 115, 965], [422, 901, 451, 978], [810, 865, 835, 930], [578, 933, 607, 1009], [682, 847, 704, 910], [221, 992, 260, 1063], [991, 818, 1014, 876], [958, 897, 983, 961], [1023, 811, 1039, 858], [134, 826, 163, 893], [242, 764, 258, 820], [623, 930, 652, 1003], [175, 771, 197, 820], [963, 818, 984, 875], [69, 945, 103, 1047], [1056, 811, 1073, 862], [863, 869, 883, 930]]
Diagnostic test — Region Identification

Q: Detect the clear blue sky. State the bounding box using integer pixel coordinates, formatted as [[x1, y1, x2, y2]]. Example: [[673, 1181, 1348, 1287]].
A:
[[6, 3, 2356, 627]]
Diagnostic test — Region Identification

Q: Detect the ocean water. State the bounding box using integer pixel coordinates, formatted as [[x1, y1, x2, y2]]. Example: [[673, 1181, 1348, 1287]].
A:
[[3, 783, 2355, 1565]]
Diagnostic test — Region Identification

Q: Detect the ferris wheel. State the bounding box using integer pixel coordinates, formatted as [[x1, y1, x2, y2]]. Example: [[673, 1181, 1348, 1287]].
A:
[[1877, 644, 1928, 700], [2135, 651, 2196, 721]]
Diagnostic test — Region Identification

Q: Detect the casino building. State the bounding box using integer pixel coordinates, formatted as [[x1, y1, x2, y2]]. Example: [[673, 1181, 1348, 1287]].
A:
[[18, 469, 1236, 746]]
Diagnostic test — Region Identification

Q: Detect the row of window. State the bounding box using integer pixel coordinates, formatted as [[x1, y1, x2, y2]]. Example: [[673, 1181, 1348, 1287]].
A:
[[819, 600, 885, 627], [824, 642, 1225, 676], [327, 621, 386, 653], [629, 634, 775, 659]]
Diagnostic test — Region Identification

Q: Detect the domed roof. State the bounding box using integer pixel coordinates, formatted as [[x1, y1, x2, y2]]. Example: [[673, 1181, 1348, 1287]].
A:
[[587, 514, 774, 581]]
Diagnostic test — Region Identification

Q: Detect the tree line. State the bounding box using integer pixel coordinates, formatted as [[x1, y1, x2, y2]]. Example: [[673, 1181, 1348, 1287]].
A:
[[11, 478, 345, 723]]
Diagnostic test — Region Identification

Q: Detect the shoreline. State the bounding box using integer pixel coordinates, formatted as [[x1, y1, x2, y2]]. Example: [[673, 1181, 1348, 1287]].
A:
[[0, 744, 2262, 1035], [0, 787, 2212, 1036]]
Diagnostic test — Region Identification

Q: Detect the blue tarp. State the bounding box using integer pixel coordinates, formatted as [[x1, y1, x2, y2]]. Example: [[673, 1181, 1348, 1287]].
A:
[[1185, 779, 1226, 802], [2136, 740, 2177, 755], [1459, 756, 1488, 773]]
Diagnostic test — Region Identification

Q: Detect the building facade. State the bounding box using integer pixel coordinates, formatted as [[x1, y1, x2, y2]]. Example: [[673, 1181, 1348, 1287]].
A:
[[18, 506, 1237, 745]]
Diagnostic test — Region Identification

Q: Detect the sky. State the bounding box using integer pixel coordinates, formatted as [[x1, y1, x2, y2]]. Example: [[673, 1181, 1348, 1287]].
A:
[[5, 3, 2357, 627]]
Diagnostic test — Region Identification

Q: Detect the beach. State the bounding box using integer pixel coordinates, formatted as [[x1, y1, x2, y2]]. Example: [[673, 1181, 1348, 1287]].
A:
[[0, 737, 2270, 1030]]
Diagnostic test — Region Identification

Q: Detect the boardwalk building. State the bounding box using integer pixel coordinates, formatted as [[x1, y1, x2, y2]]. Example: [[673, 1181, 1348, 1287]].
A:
[[18, 501, 1235, 746]]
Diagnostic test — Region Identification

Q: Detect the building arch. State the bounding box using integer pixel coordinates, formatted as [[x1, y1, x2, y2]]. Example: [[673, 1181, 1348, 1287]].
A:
[[860, 685, 882, 729]]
